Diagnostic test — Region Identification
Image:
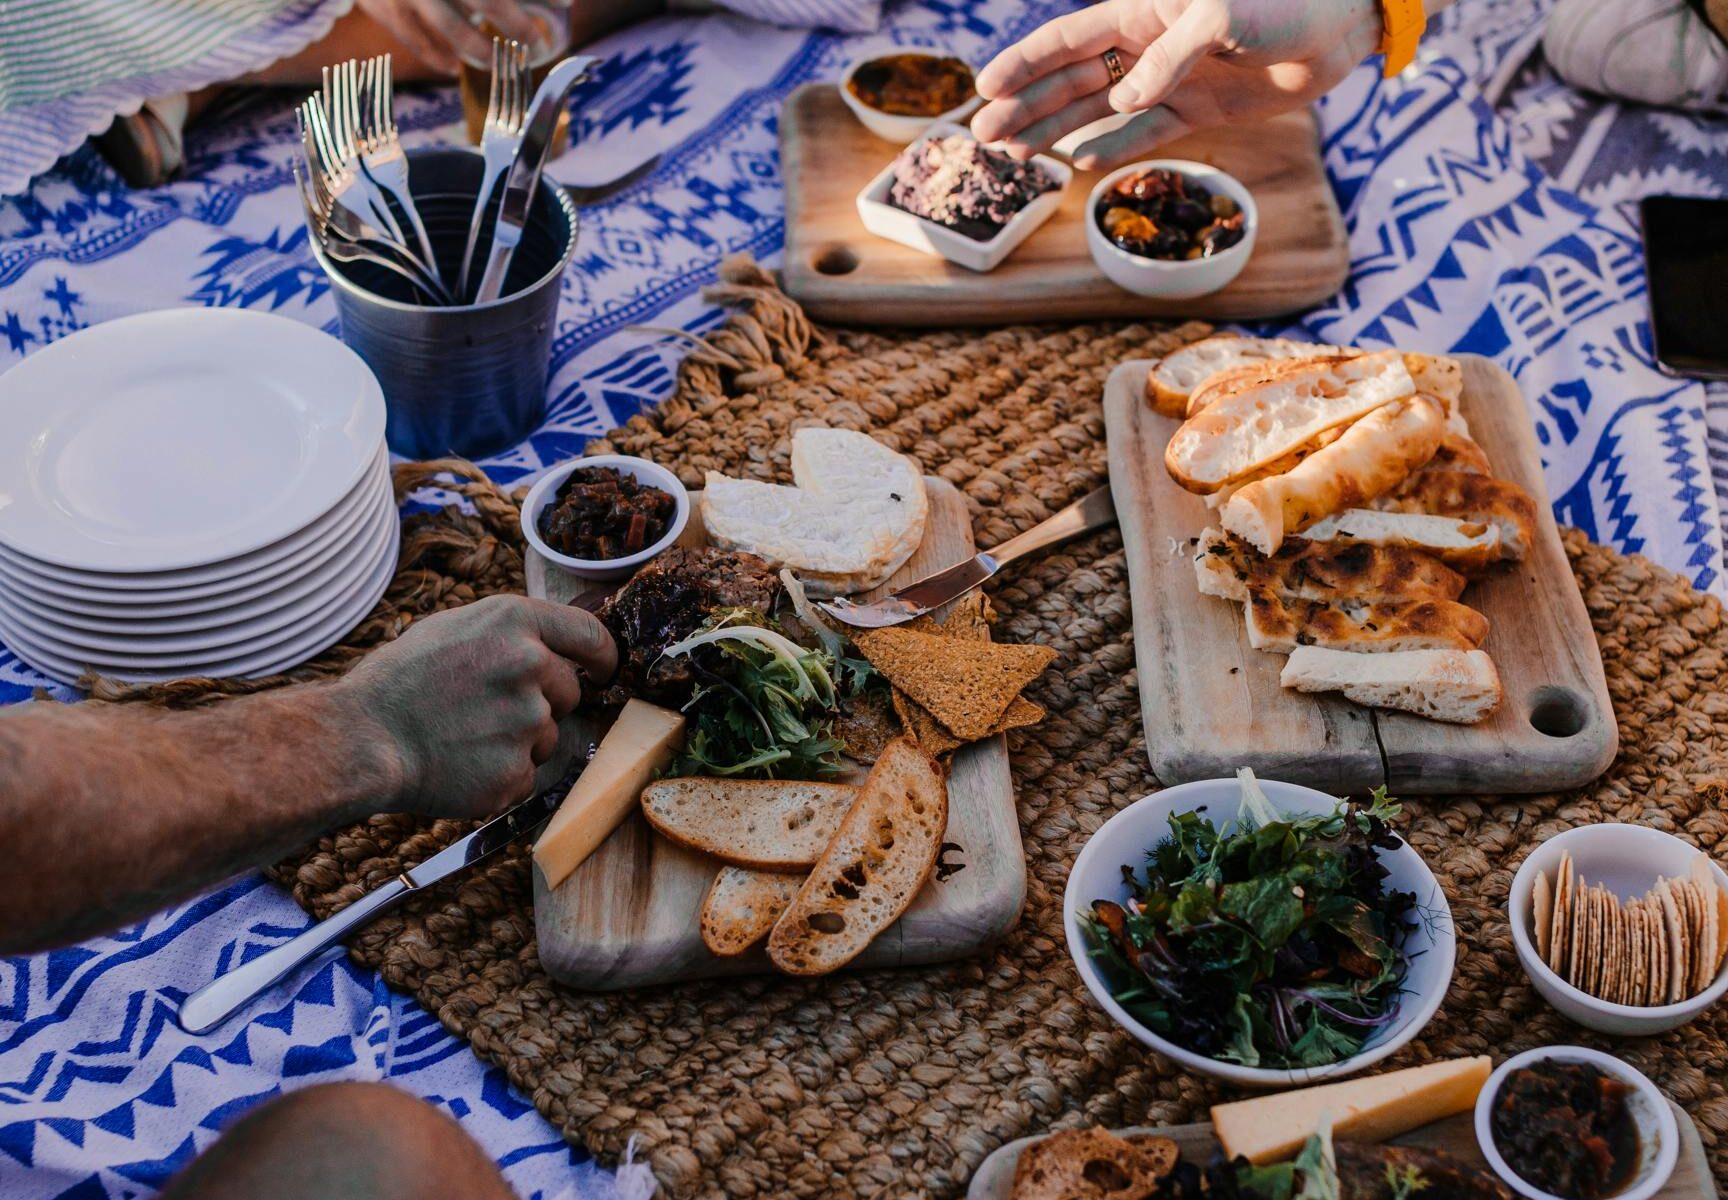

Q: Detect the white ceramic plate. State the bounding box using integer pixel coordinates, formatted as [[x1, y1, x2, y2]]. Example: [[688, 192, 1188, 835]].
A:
[[0, 535, 397, 685], [0, 497, 397, 654], [0, 308, 386, 572], [0, 442, 389, 595], [1063, 776, 1456, 1087], [0, 474, 391, 621], [0, 492, 394, 638]]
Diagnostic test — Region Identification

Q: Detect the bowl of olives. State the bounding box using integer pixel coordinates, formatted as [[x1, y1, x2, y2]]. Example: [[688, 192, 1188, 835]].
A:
[[1085, 160, 1256, 300]]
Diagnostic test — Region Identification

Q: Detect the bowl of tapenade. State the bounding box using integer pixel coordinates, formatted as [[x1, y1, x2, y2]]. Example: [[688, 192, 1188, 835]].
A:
[[522, 455, 690, 580], [1085, 159, 1257, 300], [839, 51, 981, 142], [1475, 1047, 1678, 1200]]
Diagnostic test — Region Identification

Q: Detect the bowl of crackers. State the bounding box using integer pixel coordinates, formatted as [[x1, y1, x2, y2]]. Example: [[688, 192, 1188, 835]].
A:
[[1510, 823, 1728, 1035]]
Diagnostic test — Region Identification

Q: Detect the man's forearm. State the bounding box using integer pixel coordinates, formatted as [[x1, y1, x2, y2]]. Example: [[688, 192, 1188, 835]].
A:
[[0, 682, 405, 955]]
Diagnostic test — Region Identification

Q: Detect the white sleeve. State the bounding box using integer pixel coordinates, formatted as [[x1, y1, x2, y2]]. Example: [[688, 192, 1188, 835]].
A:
[[666, 0, 884, 34]]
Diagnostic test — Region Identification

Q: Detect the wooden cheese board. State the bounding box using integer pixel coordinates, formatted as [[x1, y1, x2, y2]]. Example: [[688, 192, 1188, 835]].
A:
[[526, 477, 1025, 990], [1104, 354, 1618, 795], [779, 84, 1349, 326], [965, 1108, 1714, 1199]]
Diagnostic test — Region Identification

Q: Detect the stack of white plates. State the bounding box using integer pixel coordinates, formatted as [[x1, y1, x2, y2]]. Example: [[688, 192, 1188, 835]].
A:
[[0, 308, 397, 686]]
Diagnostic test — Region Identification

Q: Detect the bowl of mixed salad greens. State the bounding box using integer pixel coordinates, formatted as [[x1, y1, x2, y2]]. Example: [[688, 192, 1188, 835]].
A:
[[1064, 769, 1454, 1087]]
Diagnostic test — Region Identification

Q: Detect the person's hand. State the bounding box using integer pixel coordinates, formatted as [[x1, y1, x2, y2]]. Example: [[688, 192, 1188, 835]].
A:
[[355, 0, 561, 75], [971, 0, 1384, 170], [335, 595, 617, 819]]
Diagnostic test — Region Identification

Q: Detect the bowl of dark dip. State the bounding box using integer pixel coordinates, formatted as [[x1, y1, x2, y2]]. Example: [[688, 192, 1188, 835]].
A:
[[521, 455, 690, 581]]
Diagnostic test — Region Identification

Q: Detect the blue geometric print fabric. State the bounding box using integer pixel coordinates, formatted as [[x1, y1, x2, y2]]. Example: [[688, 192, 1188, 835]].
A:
[[0, 1, 1720, 1196]]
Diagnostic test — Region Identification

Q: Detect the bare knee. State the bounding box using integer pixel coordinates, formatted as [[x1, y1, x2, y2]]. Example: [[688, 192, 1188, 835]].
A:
[[161, 1082, 513, 1200]]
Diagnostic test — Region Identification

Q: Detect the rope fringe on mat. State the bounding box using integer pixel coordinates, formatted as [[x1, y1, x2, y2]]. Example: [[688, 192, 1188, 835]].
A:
[[107, 258, 1728, 1195]]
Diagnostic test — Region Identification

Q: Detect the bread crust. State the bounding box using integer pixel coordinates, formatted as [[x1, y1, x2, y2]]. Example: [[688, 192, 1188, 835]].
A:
[[700, 867, 801, 956], [1221, 394, 1445, 553], [1145, 336, 1351, 418], [1245, 587, 1489, 654], [1377, 470, 1537, 561], [1193, 527, 1466, 604], [1302, 509, 1503, 574]]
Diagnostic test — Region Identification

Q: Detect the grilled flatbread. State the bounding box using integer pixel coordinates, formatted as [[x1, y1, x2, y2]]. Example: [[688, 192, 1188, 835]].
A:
[[1221, 394, 1446, 553], [1165, 351, 1416, 494], [1183, 353, 1360, 418], [1145, 335, 1354, 417], [1280, 646, 1503, 724], [1245, 588, 1489, 654], [1193, 528, 1466, 605], [1430, 431, 1492, 475], [1376, 470, 1536, 560], [1302, 509, 1503, 574]]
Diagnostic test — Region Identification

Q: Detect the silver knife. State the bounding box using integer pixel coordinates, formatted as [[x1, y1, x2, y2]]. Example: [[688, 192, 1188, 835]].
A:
[[472, 54, 597, 304], [818, 485, 1118, 628], [177, 769, 580, 1035]]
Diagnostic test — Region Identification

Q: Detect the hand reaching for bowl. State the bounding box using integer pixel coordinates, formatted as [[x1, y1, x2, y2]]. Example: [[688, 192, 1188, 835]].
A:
[[971, 0, 1435, 170]]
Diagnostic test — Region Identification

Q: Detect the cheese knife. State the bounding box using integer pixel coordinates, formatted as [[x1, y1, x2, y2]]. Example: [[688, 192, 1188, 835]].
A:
[[818, 485, 1118, 628], [177, 767, 582, 1035]]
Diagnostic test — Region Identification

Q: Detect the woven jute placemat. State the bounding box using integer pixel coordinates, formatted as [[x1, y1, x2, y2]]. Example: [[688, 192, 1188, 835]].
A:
[[106, 258, 1728, 1196]]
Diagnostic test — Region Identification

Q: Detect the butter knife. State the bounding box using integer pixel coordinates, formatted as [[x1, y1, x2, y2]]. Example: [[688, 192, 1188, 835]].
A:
[[818, 485, 1117, 628], [177, 769, 580, 1035], [472, 54, 597, 304]]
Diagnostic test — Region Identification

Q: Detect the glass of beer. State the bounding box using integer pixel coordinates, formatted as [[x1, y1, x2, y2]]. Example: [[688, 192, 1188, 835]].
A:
[[457, 7, 573, 155]]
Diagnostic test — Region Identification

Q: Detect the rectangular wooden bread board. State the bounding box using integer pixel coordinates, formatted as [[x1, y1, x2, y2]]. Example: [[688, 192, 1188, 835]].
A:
[[964, 1107, 1714, 1199], [526, 476, 1024, 989], [779, 84, 1349, 326], [1104, 354, 1618, 795]]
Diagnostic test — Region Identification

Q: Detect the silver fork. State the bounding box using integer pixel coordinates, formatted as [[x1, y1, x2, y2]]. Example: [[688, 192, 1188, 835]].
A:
[[320, 62, 405, 246], [457, 37, 531, 300], [296, 109, 452, 304], [351, 55, 439, 279]]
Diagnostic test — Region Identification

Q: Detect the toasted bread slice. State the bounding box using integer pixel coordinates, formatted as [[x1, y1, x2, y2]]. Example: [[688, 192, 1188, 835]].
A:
[[1009, 1128, 1178, 1200], [1302, 508, 1503, 574], [1145, 336, 1355, 417], [1377, 470, 1537, 561], [1165, 351, 1415, 494], [1183, 353, 1361, 418], [1245, 587, 1489, 654], [1281, 645, 1503, 723], [766, 738, 947, 976], [641, 778, 857, 871], [701, 867, 802, 956], [1194, 528, 1466, 605], [1221, 394, 1445, 554], [700, 428, 928, 597]]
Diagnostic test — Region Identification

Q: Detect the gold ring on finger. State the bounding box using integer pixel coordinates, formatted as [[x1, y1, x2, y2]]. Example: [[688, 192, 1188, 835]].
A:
[[1101, 47, 1126, 84]]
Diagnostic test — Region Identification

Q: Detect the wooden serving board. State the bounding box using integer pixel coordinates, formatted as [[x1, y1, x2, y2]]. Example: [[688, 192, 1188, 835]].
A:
[[779, 84, 1349, 326], [965, 1106, 1714, 1199], [526, 477, 1024, 990], [1105, 354, 1618, 795]]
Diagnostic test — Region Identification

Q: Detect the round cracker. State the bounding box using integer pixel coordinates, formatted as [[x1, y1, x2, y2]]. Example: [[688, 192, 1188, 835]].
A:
[[1533, 869, 1554, 964], [1657, 878, 1688, 1003], [1555, 851, 1575, 980]]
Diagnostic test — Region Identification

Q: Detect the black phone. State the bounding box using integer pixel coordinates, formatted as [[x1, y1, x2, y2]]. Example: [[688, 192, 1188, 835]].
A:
[[1641, 195, 1728, 380]]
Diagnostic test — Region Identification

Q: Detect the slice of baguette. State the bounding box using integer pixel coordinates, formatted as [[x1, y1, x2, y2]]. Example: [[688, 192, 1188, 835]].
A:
[[1221, 394, 1445, 554], [701, 867, 802, 956], [1009, 1128, 1177, 1200], [1302, 508, 1502, 574], [1184, 353, 1361, 418], [1245, 588, 1489, 654], [1165, 351, 1415, 494], [766, 737, 947, 976], [1281, 645, 1503, 724], [641, 778, 858, 871], [700, 427, 929, 597], [1194, 528, 1466, 605], [1145, 336, 1355, 417], [1376, 470, 1537, 561]]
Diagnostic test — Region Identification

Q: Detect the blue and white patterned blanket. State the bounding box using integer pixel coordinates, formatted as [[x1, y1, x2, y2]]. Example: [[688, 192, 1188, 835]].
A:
[[3, 1, 1725, 1195]]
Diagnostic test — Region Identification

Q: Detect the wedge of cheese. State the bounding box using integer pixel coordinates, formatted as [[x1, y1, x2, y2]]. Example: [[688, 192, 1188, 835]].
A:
[[1211, 1056, 1492, 1165], [532, 699, 685, 890]]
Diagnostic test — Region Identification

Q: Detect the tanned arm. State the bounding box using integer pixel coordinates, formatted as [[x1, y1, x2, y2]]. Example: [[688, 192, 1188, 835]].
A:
[[0, 595, 615, 955]]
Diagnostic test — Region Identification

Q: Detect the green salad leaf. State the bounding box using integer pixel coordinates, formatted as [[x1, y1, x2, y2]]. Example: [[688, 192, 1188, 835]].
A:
[[1080, 772, 1421, 1070]]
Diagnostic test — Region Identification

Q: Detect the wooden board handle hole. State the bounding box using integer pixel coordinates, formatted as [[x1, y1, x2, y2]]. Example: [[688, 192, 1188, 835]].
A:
[[811, 243, 860, 276], [1527, 686, 1589, 739]]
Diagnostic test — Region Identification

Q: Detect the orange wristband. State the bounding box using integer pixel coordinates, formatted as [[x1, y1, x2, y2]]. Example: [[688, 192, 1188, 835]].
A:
[[1378, 0, 1427, 76]]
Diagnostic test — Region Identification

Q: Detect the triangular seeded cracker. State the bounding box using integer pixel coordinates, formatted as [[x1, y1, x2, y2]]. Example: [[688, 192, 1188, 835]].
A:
[[854, 626, 1057, 741]]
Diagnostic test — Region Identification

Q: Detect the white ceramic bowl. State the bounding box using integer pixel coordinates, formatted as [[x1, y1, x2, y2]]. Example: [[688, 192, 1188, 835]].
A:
[[1508, 823, 1728, 1035], [1085, 159, 1257, 299], [1474, 1046, 1678, 1200], [520, 455, 690, 582], [856, 122, 1070, 274], [1063, 777, 1455, 1088], [838, 52, 982, 143]]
